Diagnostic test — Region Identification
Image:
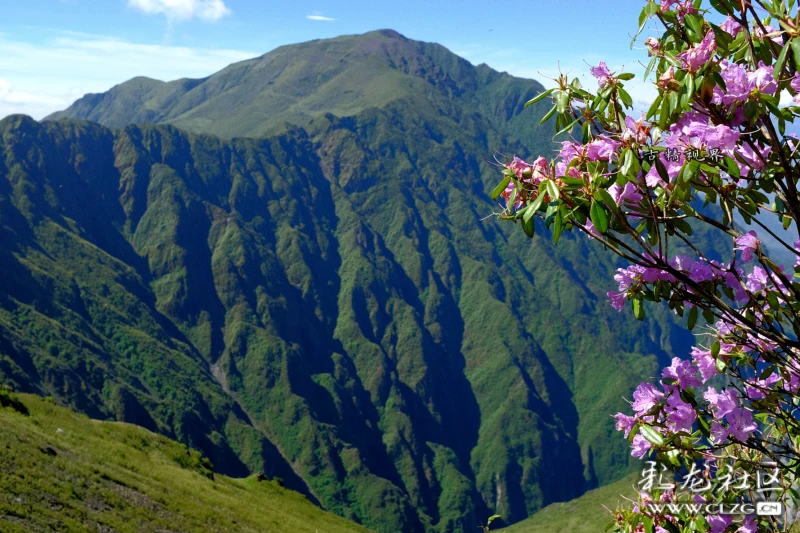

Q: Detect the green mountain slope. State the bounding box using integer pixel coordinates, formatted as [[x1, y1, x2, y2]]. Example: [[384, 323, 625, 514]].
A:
[[498, 473, 638, 533], [0, 390, 370, 533], [45, 29, 551, 150], [0, 30, 694, 533]]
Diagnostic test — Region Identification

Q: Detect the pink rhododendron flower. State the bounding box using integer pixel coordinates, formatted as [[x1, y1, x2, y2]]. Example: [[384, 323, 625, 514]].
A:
[[615, 412, 637, 437], [697, 123, 740, 150], [704, 387, 739, 417], [737, 515, 757, 533], [665, 393, 696, 432], [745, 266, 769, 292], [631, 382, 665, 415], [591, 61, 613, 87], [673, 0, 696, 21], [508, 156, 532, 178], [623, 115, 651, 144], [792, 73, 800, 104], [785, 370, 800, 394], [586, 135, 621, 161], [614, 265, 644, 291], [657, 66, 677, 91], [750, 61, 777, 95], [735, 142, 770, 174], [644, 155, 682, 187], [608, 291, 627, 311], [678, 31, 716, 72], [753, 24, 783, 44], [720, 16, 742, 36], [584, 219, 602, 240], [710, 421, 728, 443], [727, 408, 757, 441], [691, 347, 717, 383], [707, 514, 733, 533], [712, 61, 752, 105], [745, 372, 779, 400], [645, 37, 659, 56], [734, 230, 759, 261], [662, 357, 702, 389], [631, 433, 652, 458], [609, 182, 642, 207]]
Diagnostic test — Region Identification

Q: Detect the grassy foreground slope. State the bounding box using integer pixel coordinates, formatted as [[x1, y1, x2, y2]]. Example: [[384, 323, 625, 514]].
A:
[[0, 391, 370, 533], [498, 473, 638, 533]]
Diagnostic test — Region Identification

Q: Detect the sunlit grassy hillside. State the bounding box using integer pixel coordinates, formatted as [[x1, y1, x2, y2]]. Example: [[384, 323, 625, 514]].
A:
[[0, 391, 370, 533]]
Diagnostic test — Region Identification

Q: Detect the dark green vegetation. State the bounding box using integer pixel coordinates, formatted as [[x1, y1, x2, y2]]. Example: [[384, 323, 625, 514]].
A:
[[499, 473, 638, 533], [0, 30, 693, 532], [0, 390, 371, 532]]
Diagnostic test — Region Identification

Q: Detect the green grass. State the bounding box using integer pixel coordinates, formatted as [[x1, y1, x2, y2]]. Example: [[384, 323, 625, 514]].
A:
[[0, 391, 370, 533], [498, 473, 639, 533]]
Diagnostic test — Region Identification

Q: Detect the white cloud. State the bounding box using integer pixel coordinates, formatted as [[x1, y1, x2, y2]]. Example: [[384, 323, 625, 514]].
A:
[[0, 31, 258, 119], [306, 14, 335, 21], [128, 0, 231, 21]]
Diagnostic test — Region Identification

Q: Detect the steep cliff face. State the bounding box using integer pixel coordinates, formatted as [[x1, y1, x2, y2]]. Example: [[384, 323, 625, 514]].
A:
[[1, 30, 689, 533]]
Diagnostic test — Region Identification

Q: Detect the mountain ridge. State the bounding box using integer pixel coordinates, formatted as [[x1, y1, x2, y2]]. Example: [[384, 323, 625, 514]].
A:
[[45, 29, 550, 149], [4, 30, 691, 532]]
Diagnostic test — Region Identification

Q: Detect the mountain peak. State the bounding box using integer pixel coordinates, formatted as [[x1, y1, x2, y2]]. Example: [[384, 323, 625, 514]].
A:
[[363, 28, 408, 40], [45, 30, 545, 140]]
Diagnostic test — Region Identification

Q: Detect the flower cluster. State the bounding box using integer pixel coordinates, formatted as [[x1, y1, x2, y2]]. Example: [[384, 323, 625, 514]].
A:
[[492, 1, 800, 531]]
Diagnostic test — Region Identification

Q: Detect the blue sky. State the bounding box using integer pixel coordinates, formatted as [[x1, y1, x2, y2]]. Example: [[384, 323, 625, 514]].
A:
[[0, 0, 661, 119]]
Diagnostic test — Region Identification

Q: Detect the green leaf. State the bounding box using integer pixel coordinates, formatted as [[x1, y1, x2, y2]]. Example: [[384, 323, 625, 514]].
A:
[[775, 38, 792, 75], [724, 156, 740, 178], [640, 424, 664, 446], [590, 200, 609, 233], [491, 176, 510, 201], [487, 514, 502, 525], [697, 414, 710, 438], [618, 88, 633, 108], [617, 72, 635, 81], [633, 2, 659, 44], [632, 298, 645, 321], [555, 91, 569, 114], [687, 305, 698, 330], [595, 189, 619, 214], [684, 14, 705, 42], [539, 105, 557, 125], [552, 208, 564, 244], [555, 117, 580, 137], [792, 39, 800, 73], [682, 160, 700, 183], [654, 158, 670, 185], [522, 213, 536, 238], [546, 180, 560, 201], [524, 89, 553, 108], [661, 520, 680, 533], [646, 94, 662, 120]]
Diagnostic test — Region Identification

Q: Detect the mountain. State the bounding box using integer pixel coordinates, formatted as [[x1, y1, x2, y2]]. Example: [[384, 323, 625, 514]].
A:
[[1, 30, 694, 532], [499, 472, 638, 533], [0, 389, 370, 533], [45, 30, 551, 150]]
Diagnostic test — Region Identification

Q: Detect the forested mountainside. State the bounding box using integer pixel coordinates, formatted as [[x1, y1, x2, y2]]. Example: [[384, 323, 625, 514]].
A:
[[0, 29, 694, 532]]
